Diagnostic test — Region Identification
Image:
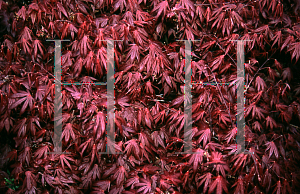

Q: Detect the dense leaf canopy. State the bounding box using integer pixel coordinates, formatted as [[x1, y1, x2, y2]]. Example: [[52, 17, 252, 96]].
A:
[[0, 0, 300, 193]]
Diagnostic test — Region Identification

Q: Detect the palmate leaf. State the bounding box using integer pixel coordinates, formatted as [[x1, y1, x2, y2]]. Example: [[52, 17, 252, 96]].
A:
[[136, 10, 151, 21], [160, 172, 182, 188], [271, 161, 281, 177], [79, 35, 92, 57], [95, 46, 107, 73], [27, 3, 39, 24], [27, 115, 41, 136], [59, 154, 75, 170], [281, 35, 294, 51], [152, 0, 169, 19], [225, 127, 237, 144], [171, 95, 184, 108], [57, 2, 68, 18], [244, 58, 258, 74], [13, 118, 27, 137], [279, 110, 292, 123], [272, 181, 281, 194], [17, 6, 26, 20], [232, 176, 244, 194], [113, 0, 126, 12], [61, 22, 70, 40], [93, 111, 106, 139], [123, 11, 135, 26], [33, 39, 44, 58], [125, 139, 140, 159], [132, 28, 149, 46], [66, 85, 82, 100], [35, 85, 47, 102], [19, 38, 31, 54], [112, 166, 128, 187], [267, 67, 278, 81], [34, 145, 50, 159], [93, 180, 111, 193], [125, 175, 139, 189], [78, 138, 93, 157], [19, 26, 32, 41], [182, 26, 198, 40], [219, 112, 231, 125], [136, 178, 152, 194], [6, 149, 17, 162], [282, 179, 293, 194], [142, 108, 153, 129], [231, 153, 248, 175], [255, 76, 266, 91], [210, 54, 225, 72], [125, 44, 142, 64], [18, 146, 31, 166], [62, 123, 76, 143], [9, 90, 34, 115], [151, 130, 166, 148], [179, 0, 195, 13], [22, 171, 37, 191], [208, 152, 230, 177], [211, 12, 225, 31], [144, 81, 156, 95], [197, 128, 211, 147], [138, 131, 153, 147], [81, 173, 94, 190], [252, 120, 262, 132], [266, 116, 277, 130], [245, 103, 267, 120], [288, 41, 300, 62], [208, 175, 228, 194], [265, 141, 279, 159], [198, 173, 213, 193], [0, 110, 14, 133], [272, 31, 282, 48], [186, 148, 205, 172], [282, 67, 292, 82]]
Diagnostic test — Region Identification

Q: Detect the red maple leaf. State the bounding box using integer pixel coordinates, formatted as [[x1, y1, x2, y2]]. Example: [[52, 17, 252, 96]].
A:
[[265, 141, 279, 159], [208, 175, 228, 194], [152, 1, 169, 19], [10, 90, 34, 115]]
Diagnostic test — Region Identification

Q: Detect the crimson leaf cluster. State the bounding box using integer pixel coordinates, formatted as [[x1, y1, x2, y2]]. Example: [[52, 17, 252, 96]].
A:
[[0, 0, 300, 193]]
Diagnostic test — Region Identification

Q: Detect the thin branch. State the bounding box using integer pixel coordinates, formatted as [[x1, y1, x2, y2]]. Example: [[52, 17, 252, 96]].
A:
[[194, 1, 242, 6], [198, 25, 237, 66], [205, 64, 235, 128], [34, 62, 62, 85], [193, 29, 237, 128], [245, 149, 286, 180], [212, 34, 237, 66], [290, 124, 300, 129], [245, 48, 278, 93], [148, 97, 177, 113]]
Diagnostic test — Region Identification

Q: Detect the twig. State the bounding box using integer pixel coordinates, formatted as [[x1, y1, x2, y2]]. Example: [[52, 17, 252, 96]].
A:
[[205, 64, 235, 127], [194, 1, 242, 6], [245, 149, 286, 180], [290, 124, 300, 129], [199, 30, 237, 66], [245, 49, 278, 93], [63, 142, 75, 153], [194, 27, 236, 127], [148, 97, 177, 113], [34, 62, 62, 85]]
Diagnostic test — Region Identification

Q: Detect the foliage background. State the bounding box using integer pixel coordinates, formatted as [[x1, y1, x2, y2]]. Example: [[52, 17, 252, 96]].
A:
[[0, 0, 300, 193]]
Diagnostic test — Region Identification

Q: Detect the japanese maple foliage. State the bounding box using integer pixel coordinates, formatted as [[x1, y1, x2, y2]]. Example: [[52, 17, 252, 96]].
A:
[[0, 0, 300, 193]]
